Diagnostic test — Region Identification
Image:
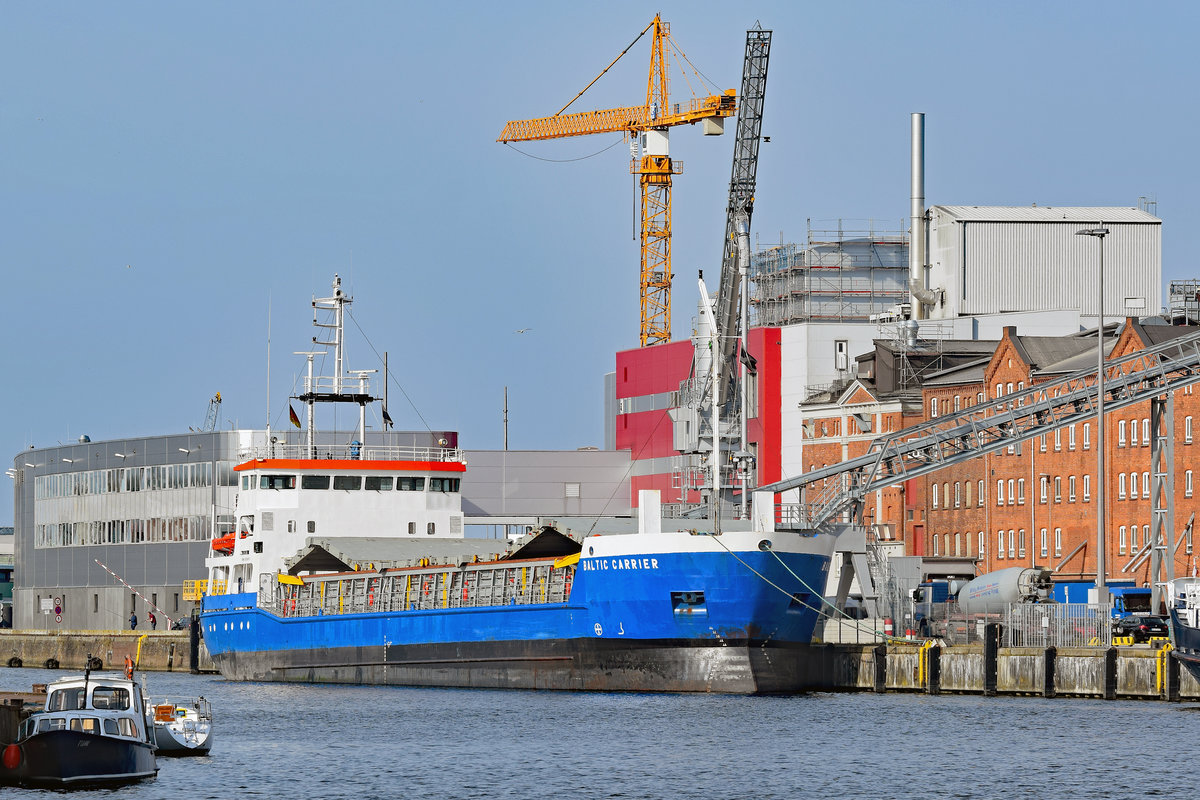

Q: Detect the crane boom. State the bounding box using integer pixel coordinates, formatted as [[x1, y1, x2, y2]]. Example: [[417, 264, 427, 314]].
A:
[[762, 326, 1200, 528], [497, 15, 735, 346], [714, 25, 771, 413]]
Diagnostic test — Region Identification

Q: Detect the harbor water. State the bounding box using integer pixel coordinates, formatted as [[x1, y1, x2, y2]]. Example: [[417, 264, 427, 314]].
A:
[[3, 667, 1196, 799]]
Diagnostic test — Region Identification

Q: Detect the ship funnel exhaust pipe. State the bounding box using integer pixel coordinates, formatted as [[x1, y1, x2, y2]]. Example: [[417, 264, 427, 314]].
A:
[[909, 112, 936, 320]]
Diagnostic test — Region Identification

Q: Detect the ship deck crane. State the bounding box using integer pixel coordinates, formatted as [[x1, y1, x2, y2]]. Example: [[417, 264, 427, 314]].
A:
[[670, 25, 771, 514], [498, 15, 735, 347]]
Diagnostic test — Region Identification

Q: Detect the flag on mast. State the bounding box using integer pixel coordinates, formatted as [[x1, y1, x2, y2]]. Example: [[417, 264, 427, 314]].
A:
[[289, 404, 301, 428]]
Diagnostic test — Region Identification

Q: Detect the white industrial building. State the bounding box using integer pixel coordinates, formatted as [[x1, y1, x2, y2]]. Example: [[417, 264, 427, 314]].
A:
[[922, 205, 1162, 323]]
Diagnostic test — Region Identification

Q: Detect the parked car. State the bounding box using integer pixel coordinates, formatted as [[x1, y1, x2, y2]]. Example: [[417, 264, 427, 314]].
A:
[[1112, 614, 1169, 643]]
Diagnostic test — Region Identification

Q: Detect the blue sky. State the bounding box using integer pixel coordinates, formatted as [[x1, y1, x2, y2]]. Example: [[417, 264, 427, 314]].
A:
[[3, 1, 1199, 524]]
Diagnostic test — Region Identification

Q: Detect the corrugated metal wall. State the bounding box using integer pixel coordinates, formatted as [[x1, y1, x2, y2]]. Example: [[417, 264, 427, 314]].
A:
[[930, 217, 1161, 318]]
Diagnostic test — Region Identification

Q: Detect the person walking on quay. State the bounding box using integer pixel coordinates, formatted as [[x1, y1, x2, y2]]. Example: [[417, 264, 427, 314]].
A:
[[148, 612, 156, 631], [129, 612, 137, 630]]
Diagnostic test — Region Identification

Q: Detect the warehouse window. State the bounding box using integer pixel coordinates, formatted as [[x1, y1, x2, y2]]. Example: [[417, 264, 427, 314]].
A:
[[1068, 476, 1076, 502], [1187, 470, 1194, 498], [1069, 425, 1076, 450], [1130, 420, 1138, 447], [1143, 472, 1150, 499], [1008, 529, 1016, 559], [1143, 419, 1150, 445], [1017, 478, 1025, 505], [1083, 423, 1090, 450], [996, 480, 1004, 506], [954, 482, 961, 508], [1040, 528, 1048, 558], [1187, 416, 1194, 444], [932, 483, 938, 509], [1083, 474, 1091, 502], [1040, 476, 1048, 503], [1018, 529, 1026, 559], [978, 480, 985, 507], [1054, 429, 1061, 451], [1007, 479, 1015, 505], [997, 531, 1005, 559], [1119, 420, 1126, 446], [978, 532, 986, 559], [1119, 526, 1127, 555], [1054, 477, 1062, 503], [1130, 472, 1138, 499], [1118, 473, 1127, 500], [1054, 528, 1062, 557]]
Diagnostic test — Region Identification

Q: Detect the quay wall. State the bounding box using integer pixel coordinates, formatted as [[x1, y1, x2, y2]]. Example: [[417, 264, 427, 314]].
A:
[[807, 642, 1199, 700], [0, 630, 215, 673]]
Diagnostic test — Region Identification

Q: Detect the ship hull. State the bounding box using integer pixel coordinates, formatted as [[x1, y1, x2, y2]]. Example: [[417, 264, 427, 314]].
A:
[[208, 635, 830, 694], [1169, 608, 1200, 682], [1, 731, 156, 788], [203, 539, 834, 694]]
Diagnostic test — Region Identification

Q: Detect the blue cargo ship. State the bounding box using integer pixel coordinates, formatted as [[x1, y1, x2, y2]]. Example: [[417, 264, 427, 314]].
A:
[[200, 276, 836, 692]]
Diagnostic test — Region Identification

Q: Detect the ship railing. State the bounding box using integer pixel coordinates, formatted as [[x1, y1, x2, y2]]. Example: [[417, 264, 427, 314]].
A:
[[260, 558, 576, 618], [237, 443, 465, 464]]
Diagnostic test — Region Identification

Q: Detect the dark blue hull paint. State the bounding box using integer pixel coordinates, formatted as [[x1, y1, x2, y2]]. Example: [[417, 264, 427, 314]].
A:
[[1, 731, 157, 787]]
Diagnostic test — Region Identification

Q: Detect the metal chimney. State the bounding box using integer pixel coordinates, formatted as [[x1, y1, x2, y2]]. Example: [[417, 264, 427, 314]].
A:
[[909, 112, 926, 320]]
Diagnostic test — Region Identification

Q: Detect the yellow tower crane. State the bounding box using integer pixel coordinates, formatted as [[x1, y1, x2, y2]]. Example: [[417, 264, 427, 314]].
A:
[[498, 15, 735, 347]]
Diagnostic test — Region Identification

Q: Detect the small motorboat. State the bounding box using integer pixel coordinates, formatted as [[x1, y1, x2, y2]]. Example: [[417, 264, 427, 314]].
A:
[[0, 658, 157, 787], [148, 697, 213, 755]]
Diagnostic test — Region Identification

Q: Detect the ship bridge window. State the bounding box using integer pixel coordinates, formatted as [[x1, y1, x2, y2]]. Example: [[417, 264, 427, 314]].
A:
[[301, 475, 330, 490], [260, 475, 296, 490], [103, 718, 119, 735], [365, 476, 393, 491], [241, 475, 252, 490], [91, 687, 130, 710], [69, 717, 101, 734], [429, 477, 460, 493], [47, 688, 87, 711], [398, 477, 426, 491], [333, 475, 362, 491]]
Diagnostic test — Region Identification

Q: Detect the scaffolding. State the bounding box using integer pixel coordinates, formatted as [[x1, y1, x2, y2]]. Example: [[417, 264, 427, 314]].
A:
[[750, 219, 909, 325], [1169, 279, 1200, 325]]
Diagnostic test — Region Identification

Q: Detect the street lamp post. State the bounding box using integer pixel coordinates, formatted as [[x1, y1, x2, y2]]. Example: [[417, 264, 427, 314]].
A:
[[1077, 225, 1110, 604]]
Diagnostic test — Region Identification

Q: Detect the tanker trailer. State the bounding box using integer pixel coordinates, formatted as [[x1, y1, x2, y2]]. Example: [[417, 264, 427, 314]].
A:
[[957, 566, 1054, 614]]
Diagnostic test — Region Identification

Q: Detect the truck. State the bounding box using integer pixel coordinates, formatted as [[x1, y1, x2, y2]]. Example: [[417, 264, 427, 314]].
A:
[[957, 567, 1054, 614], [1108, 586, 1153, 620]]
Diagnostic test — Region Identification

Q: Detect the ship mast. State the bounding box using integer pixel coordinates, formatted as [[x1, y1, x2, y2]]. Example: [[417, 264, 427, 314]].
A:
[[295, 274, 378, 456]]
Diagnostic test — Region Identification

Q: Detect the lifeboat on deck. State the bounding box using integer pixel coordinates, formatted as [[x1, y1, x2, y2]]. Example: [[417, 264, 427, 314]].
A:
[[211, 533, 236, 554]]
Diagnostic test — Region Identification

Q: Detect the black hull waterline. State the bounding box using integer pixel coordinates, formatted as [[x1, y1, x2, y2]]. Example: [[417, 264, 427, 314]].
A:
[[211, 637, 839, 694]]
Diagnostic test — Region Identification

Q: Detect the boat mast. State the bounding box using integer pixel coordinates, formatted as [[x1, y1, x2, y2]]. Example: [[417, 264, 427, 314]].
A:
[[295, 274, 379, 456]]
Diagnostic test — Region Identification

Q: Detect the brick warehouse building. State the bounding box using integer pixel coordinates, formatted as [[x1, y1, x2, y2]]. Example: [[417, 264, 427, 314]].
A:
[[920, 320, 1200, 586]]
